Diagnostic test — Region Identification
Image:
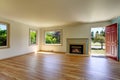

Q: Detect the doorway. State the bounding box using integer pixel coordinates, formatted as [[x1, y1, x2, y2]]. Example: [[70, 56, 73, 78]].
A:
[[91, 27, 106, 56]]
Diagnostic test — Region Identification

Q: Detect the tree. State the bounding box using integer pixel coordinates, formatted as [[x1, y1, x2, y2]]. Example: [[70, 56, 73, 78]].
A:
[[45, 31, 60, 44], [0, 29, 7, 46], [100, 30, 105, 37], [91, 31, 94, 41], [30, 31, 36, 44], [93, 30, 105, 49]]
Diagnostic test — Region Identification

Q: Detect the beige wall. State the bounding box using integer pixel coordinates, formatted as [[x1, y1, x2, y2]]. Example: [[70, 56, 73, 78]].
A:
[[0, 17, 40, 60], [40, 21, 111, 53]]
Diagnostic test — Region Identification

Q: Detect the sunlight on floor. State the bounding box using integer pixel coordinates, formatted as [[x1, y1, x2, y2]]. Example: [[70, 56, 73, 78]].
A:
[[91, 53, 106, 57], [37, 51, 55, 54]]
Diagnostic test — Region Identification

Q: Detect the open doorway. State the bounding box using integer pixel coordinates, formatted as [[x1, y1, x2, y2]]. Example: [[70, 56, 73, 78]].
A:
[[91, 27, 106, 56]]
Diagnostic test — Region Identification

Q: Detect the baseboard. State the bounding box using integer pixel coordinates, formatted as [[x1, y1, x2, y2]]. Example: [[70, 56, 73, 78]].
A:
[[39, 50, 66, 54], [39, 50, 89, 56], [0, 52, 34, 61], [66, 53, 90, 56]]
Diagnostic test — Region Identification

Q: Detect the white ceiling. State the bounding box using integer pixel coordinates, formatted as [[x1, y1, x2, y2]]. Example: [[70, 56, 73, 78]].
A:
[[0, 0, 120, 27]]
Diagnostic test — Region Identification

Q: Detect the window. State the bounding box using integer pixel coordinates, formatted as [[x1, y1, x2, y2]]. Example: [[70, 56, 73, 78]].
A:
[[45, 29, 62, 45], [0, 22, 10, 48], [29, 29, 37, 45]]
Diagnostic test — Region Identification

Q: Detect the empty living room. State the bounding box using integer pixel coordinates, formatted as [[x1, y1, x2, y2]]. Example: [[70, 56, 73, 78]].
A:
[[0, 0, 120, 80]]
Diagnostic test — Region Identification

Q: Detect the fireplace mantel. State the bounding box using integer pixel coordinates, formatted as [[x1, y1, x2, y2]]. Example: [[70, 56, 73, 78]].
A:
[[66, 38, 89, 55]]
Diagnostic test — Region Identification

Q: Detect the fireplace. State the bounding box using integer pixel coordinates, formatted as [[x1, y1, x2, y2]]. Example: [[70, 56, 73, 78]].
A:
[[69, 44, 83, 54], [67, 38, 89, 55]]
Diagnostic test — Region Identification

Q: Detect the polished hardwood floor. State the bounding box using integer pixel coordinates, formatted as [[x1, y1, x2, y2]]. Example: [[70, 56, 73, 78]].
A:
[[0, 52, 120, 80]]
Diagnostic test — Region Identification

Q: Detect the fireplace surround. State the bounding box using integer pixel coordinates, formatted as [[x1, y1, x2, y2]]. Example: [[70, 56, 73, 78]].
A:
[[67, 38, 89, 55]]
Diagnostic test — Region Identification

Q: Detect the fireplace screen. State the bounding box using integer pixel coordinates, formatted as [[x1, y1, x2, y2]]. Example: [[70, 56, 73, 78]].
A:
[[70, 45, 83, 54]]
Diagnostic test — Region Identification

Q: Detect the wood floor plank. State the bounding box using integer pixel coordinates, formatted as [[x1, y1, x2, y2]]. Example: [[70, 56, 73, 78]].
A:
[[0, 52, 120, 80]]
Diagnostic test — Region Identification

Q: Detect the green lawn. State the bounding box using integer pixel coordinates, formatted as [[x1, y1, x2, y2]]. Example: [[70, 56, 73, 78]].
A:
[[91, 42, 106, 54], [91, 42, 105, 46], [91, 49, 105, 54]]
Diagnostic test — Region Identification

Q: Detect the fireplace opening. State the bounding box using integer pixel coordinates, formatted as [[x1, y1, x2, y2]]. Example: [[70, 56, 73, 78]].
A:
[[69, 45, 83, 54]]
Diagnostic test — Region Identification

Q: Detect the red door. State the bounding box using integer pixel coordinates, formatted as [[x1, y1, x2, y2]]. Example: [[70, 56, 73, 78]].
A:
[[105, 23, 118, 60]]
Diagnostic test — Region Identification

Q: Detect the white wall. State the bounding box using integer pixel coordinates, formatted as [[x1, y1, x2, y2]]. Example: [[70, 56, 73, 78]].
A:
[[40, 21, 111, 53], [0, 17, 40, 60]]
